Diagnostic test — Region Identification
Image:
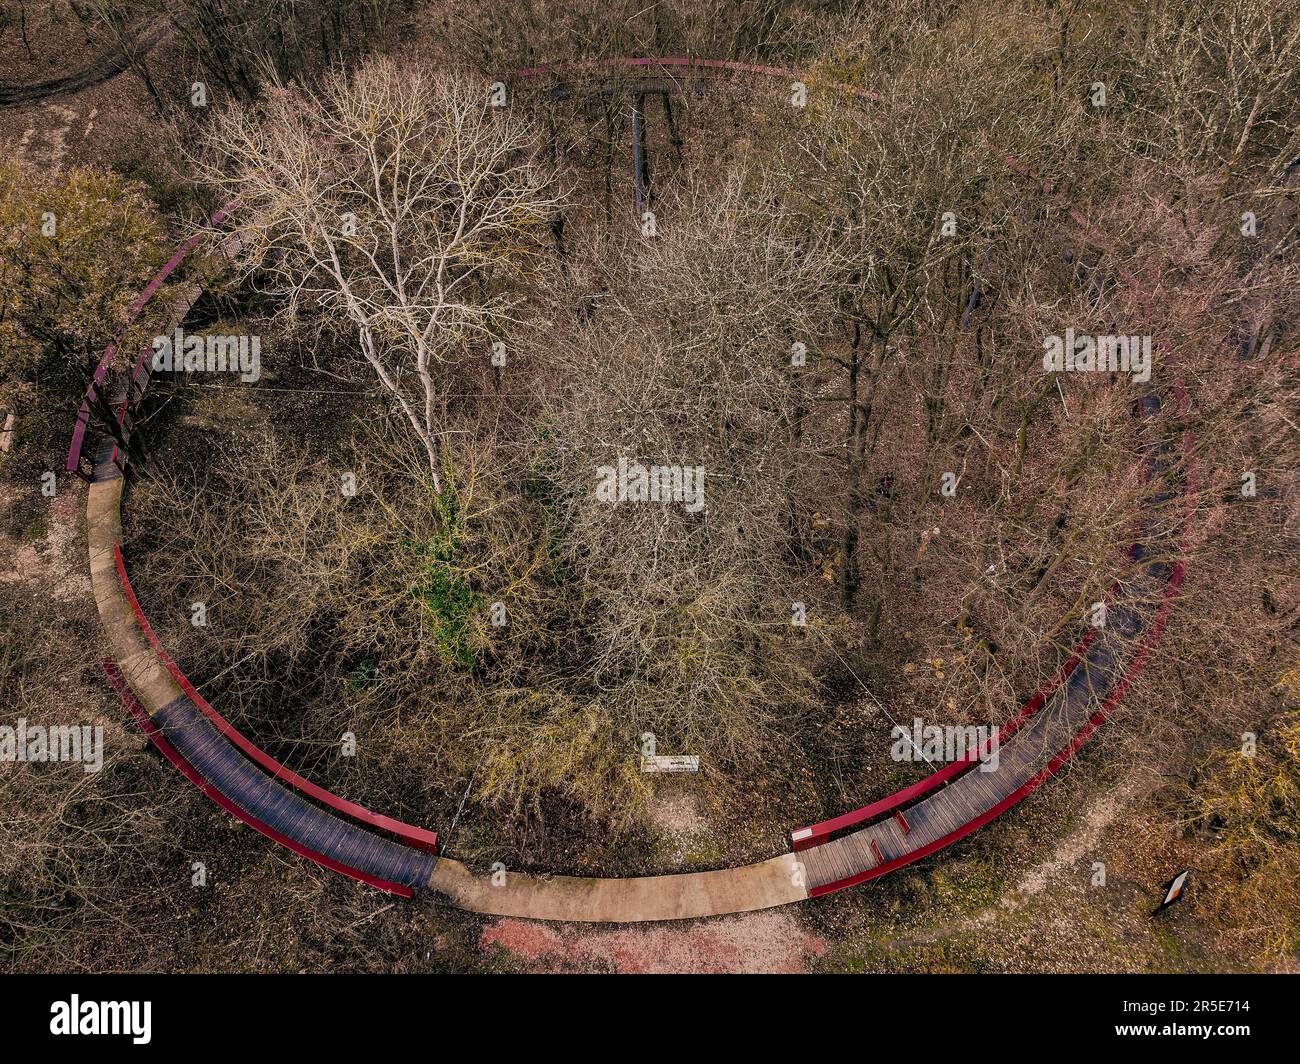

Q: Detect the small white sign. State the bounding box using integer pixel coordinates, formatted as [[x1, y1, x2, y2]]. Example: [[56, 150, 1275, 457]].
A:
[[641, 754, 700, 774]]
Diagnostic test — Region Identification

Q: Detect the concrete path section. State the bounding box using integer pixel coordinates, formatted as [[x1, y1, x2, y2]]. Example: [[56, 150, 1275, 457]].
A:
[[427, 853, 808, 922]]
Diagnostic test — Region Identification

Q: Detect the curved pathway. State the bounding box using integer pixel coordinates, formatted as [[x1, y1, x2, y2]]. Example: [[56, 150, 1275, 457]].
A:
[[0, 22, 168, 108], [78, 61, 1194, 922]]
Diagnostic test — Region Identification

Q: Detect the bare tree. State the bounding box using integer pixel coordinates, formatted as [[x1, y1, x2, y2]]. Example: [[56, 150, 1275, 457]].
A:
[[539, 164, 845, 768], [199, 58, 564, 492]]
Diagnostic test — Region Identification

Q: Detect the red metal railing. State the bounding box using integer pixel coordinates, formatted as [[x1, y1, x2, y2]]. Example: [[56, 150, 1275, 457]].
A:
[[67, 201, 238, 480], [103, 659, 417, 897], [512, 56, 881, 101], [113, 545, 439, 855]]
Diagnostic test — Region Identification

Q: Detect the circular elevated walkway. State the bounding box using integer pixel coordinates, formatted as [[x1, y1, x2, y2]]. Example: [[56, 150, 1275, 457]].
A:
[[76, 61, 1193, 922]]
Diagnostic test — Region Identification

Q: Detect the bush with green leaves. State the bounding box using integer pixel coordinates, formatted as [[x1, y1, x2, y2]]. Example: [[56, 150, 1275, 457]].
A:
[[0, 158, 165, 423]]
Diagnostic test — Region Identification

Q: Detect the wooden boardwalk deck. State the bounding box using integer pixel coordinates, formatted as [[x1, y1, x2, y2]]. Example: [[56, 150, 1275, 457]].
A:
[[797, 586, 1159, 893], [151, 692, 438, 890]]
